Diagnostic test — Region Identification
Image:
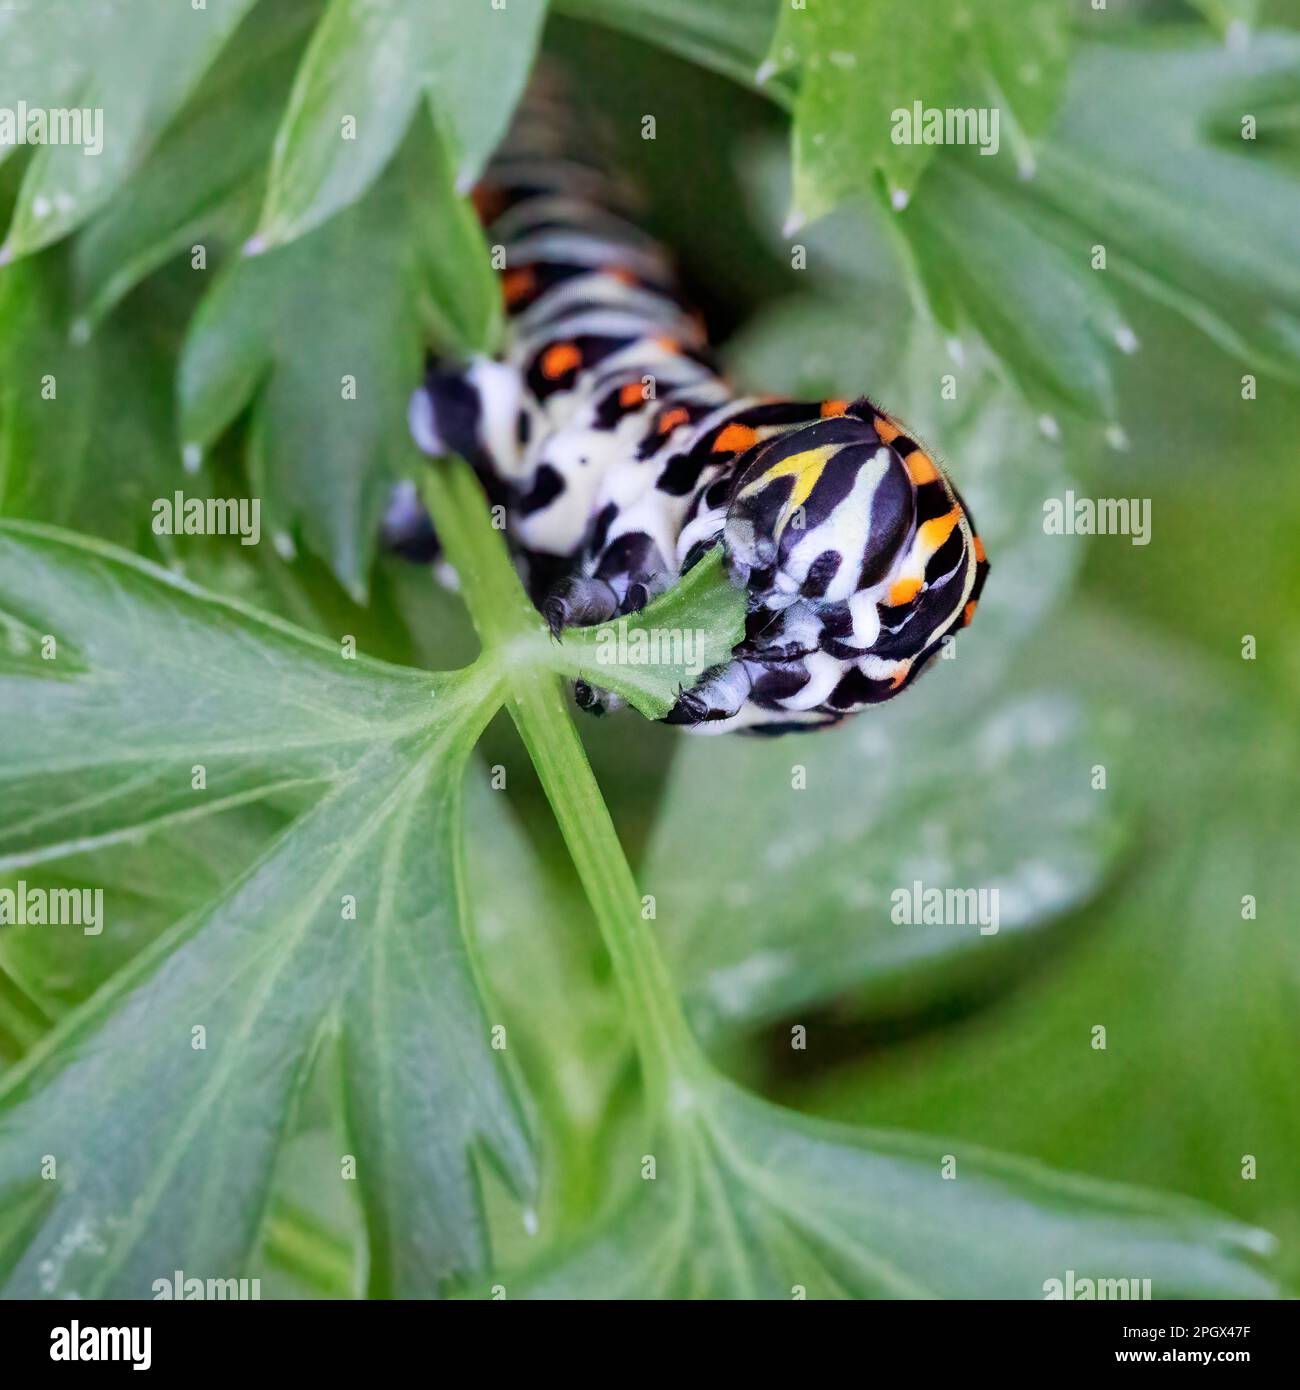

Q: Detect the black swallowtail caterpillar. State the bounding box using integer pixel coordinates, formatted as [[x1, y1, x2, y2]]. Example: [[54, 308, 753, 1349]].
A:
[[387, 83, 989, 734]]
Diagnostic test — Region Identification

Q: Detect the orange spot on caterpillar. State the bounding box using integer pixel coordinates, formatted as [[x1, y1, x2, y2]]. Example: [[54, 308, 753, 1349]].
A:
[[973, 535, 987, 564], [653, 335, 680, 354], [918, 508, 960, 550], [874, 415, 901, 444], [471, 185, 506, 223], [820, 399, 848, 417], [606, 266, 638, 285], [889, 661, 912, 690], [619, 382, 645, 408], [541, 343, 582, 380], [888, 577, 923, 607], [712, 422, 760, 453], [502, 267, 534, 306], [905, 451, 940, 485], [658, 406, 690, 434], [963, 600, 978, 626]]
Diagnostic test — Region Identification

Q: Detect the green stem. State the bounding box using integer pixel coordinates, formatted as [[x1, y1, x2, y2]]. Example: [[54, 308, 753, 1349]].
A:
[[421, 460, 705, 1108]]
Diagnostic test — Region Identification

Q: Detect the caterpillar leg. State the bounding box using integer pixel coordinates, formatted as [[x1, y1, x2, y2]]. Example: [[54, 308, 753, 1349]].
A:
[[541, 573, 619, 636], [663, 659, 753, 726]]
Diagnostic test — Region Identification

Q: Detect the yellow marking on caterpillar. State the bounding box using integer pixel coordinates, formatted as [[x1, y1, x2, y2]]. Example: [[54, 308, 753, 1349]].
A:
[[740, 443, 841, 511]]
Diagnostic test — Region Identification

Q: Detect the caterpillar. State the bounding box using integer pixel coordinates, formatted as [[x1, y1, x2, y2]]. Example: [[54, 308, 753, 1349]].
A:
[[387, 82, 989, 734]]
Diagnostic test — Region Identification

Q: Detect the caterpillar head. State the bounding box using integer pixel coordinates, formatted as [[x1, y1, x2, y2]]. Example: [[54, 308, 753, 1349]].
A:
[[674, 398, 989, 726], [722, 404, 919, 611]]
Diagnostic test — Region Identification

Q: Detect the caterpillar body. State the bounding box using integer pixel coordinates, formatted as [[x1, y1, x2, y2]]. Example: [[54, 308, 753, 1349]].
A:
[[390, 88, 989, 734]]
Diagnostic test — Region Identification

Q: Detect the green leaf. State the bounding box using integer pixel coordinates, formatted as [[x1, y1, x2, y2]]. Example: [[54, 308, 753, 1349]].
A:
[[968, 1, 1071, 140], [555, 0, 785, 97], [0, 804, 291, 1018], [178, 126, 499, 599], [461, 774, 627, 1250], [649, 690, 1120, 1037], [0, 0, 258, 259], [0, 523, 533, 1296], [765, 0, 1070, 224], [803, 608, 1300, 1285], [904, 33, 1300, 417], [1019, 34, 1300, 384], [0, 253, 183, 547], [71, 0, 320, 328], [545, 548, 748, 720], [254, 0, 547, 250], [741, 32, 1300, 420], [1189, 0, 1260, 36], [509, 1077, 1274, 1298]]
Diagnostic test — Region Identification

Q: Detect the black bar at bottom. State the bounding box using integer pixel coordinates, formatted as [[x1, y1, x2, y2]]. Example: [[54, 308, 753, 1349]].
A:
[[1, 1296, 1289, 1373]]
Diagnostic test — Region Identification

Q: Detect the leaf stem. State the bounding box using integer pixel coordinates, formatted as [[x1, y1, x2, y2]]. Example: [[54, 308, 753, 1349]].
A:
[[420, 460, 705, 1107]]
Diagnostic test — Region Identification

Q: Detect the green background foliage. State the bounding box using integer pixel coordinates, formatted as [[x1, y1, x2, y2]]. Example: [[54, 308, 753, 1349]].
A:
[[0, 0, 1297, 1298]]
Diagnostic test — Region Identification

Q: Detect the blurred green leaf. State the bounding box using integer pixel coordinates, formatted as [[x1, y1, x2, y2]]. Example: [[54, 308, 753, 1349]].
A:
[[742, 33, 1300, 423], [254, 0, 547, 249], [1018, 34, 1300, 379], [0, 0, 258, 259], [510, 1076, 1274, 1298], [651, 690, 1120, 1037], [555, 0, 784, 96], [71, 0, 319, 328], [179, 127, 498, 599], [765, 0, 1070, 223], [905, 33, 1300, 418], [0, 523, 533, 1296], [800, 608, 1300, 1284], [970, 1, 1071, 140], [0, 253, 183, 546], [1190, 0, 1260, 35], [903, 164, 1129, 419]]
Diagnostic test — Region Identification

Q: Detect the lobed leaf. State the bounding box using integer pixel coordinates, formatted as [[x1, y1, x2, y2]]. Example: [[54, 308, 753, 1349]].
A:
[[253, 0, 547, 250], [70, 0, 320, 328], [805, 609, 1300, 1284], [764, 0, 1071, 223], [0, 0, 259, 259], [0, 523, 533, 1296], [509, 1078, 1275, 1299], [178, 126, 498, 599]]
